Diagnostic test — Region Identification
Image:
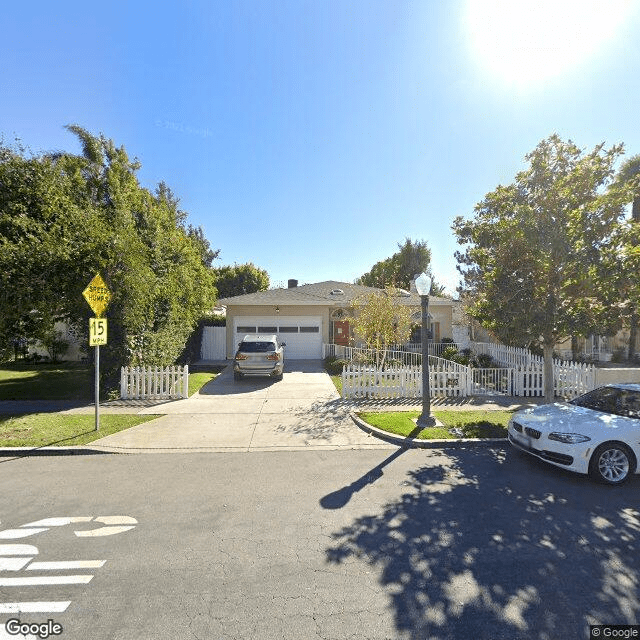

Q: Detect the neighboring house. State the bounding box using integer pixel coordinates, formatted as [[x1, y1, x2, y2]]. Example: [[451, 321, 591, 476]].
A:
[[556, 331, 638, 362], [217, 279, 464, 360]]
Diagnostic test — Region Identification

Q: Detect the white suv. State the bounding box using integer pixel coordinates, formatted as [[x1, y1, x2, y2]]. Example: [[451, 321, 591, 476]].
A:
[[233, 335, 285, 380]]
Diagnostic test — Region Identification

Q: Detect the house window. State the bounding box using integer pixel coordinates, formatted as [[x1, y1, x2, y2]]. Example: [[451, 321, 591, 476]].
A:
[[300, 326, 319, 333], [258, 326, 277, 333], [237, 326, 257, 333], [279, 326, 298, 333]]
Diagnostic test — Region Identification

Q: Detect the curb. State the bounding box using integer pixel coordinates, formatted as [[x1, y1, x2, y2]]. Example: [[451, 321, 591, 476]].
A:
[[0, 447, 116, 458], [350, 412, 509, 449]]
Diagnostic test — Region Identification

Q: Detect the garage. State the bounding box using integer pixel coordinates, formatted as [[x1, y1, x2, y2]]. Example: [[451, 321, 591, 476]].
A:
[[233, 316, 323, 359]]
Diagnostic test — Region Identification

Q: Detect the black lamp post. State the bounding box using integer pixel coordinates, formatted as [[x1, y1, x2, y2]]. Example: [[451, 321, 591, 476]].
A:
[[415, 272, 436, 428]]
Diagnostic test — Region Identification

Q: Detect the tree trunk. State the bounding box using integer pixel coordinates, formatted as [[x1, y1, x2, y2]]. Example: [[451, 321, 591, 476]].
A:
[[629, 312, 638, 362], [543, 341, 555, 403]]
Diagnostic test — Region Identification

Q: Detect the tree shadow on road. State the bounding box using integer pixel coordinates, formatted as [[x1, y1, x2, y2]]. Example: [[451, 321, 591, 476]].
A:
[[324, 446, 640, 639]]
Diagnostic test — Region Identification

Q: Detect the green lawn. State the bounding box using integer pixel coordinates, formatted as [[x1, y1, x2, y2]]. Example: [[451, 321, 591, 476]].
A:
[[358, 409, 512, 440], [188, 367, 225, 396], [0, 363, 92, 401], [0, 413, 162, 447], [0, 363, 225, 402]]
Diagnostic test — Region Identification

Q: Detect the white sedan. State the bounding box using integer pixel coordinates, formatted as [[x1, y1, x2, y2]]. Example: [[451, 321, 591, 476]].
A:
[[508, 384, 640, 485]]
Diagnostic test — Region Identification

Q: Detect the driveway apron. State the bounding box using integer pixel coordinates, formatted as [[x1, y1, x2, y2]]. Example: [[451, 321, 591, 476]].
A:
[[90, 361, 391, 452]]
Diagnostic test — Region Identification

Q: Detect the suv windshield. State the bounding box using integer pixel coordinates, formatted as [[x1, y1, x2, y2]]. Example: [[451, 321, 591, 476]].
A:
[[238, 341, 276, 353]]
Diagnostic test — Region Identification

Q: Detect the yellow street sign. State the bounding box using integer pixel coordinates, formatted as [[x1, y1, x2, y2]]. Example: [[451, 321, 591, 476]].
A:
[[83, 274, 112, 317], [89, 318, 108, 346]]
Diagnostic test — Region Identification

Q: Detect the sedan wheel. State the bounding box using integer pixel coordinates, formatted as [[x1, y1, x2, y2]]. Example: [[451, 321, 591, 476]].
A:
[[589, 443, 634, 485]]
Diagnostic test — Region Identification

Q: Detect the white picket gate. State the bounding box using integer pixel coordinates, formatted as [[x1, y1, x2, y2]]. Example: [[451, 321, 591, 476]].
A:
[[120, 365, 189, 399]]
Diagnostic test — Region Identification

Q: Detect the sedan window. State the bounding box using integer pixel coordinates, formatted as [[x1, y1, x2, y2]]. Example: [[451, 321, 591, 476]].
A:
[[570, 387, 620, 413], [571, 387, 640, 419], [618, 391, 640, 419]]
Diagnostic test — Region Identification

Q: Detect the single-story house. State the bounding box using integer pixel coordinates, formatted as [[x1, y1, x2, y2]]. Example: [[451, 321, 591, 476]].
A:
[[216, 279, 465, 360]]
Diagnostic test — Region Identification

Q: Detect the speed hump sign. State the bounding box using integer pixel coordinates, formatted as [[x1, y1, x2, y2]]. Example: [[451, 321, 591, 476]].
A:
[[89, 318, 108, 346]]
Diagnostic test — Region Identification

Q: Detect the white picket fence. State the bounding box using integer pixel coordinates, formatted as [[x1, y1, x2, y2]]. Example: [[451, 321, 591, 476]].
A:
[[120, 365, 189, 399], [470, 342, 541, 367], [324, 342, 464, 364], [341, 360, 595, 400]]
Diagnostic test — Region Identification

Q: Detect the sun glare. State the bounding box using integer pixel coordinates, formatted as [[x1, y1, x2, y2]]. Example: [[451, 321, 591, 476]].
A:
[[465, 0, 631, 87]]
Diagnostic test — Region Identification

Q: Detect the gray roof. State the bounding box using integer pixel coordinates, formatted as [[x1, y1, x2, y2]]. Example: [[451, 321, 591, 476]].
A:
[[218, 281, 452, 307]]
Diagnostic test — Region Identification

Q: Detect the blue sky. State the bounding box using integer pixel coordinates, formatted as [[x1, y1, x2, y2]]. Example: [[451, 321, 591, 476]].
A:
[[3, 0, 639, 295]]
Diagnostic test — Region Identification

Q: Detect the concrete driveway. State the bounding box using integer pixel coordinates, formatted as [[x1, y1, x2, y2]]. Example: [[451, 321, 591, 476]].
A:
[[90, 361, 391, 453]]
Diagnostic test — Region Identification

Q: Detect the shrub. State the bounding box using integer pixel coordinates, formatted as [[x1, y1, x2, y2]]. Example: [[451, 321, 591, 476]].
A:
[[441, 346, 460, 361], [475, 353, 495, 368], [323, 356, 350, 375]]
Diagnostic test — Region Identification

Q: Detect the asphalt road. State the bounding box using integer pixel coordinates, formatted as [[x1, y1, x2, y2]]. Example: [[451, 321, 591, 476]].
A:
[[0, 446, 638, 640]]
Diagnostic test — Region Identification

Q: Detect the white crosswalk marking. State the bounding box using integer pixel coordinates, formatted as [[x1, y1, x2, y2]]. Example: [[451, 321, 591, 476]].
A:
[[0, 601, 71, 613], [0, 558, 31, 571], [0, 544, 38, 556], [75, 525, 135, 537], [27, 560, 105, 570], [0, 529, 48, 539], [0, 575, 94, 586], [0, 515, 137, 617]]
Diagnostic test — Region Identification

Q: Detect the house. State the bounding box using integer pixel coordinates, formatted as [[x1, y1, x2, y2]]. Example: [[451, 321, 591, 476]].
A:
[[216, 279, 464, 360]]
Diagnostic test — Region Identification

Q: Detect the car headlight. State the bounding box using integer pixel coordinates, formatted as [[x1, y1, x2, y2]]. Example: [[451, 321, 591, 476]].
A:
[[548, 432, 591, 444]]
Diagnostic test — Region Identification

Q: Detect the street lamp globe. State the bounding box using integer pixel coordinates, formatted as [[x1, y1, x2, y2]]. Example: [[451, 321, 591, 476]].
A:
[[415, 272, 431, 296]]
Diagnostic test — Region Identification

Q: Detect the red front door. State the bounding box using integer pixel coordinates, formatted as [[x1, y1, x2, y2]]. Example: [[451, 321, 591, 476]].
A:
[[334, 320, 350, 346]]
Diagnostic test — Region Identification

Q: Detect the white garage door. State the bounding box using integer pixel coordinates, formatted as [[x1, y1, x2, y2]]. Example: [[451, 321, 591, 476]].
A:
[[234, 316, 323, 359]]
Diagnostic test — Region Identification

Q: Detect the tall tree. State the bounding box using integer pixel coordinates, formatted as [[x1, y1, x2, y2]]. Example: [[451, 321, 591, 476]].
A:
[[356, 238, 446, 295], [0, 128, 218, 379], [612, 155, 640, 360], [212, 263, 269, 299], [453, 135, 628, 401]]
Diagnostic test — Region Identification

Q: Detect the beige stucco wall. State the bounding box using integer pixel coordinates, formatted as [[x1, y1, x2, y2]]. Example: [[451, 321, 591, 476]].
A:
[[225, 304, 331, 357], [225, 301, 456, 358], [595, 368, 640, 386], [428, 303, 453, 341]]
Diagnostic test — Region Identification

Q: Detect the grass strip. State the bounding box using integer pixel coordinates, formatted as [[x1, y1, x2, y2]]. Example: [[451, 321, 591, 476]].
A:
[[0, 364, 92, 401], [188, 367, 225, 397], [0, 413, 162, 447], [357, 410, 512, 440]]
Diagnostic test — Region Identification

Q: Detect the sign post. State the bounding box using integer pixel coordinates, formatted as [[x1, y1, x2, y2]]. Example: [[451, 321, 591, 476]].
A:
[[83, 274, 112, 432]]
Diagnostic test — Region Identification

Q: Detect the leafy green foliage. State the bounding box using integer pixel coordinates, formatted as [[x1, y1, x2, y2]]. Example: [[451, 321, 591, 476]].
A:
[[350, 290, 413, 367], [453, 135, 630, 400], [212, 262, 269, 298], [356, 238, 446, 295], [0, 127, 218, 385]]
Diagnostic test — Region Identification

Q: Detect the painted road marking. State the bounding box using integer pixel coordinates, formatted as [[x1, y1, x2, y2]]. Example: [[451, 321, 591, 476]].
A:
[[0, 575, 94, 586], [0, 529, 48, 539], [22, 517, 93, 527], [0, 544, 38, 556], [27, 560, 105, 570], [0, 515, 137, 616], [94, 516, 137, 525], [0, 602, 71, 613], [75, 525, 135, 537], [0, 558, 31, 571]]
